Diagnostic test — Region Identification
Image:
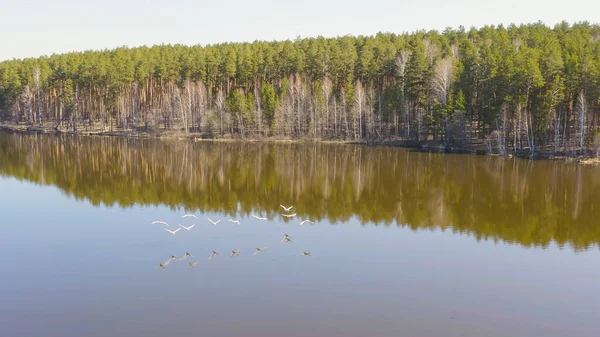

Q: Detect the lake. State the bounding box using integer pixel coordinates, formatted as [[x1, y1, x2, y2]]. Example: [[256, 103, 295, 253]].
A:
[[1, 132, 599, 337]]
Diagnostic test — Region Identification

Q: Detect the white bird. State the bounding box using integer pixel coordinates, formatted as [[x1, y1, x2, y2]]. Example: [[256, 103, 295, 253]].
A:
[[182, 214, 198, 219], [179, 252, 195, 260], [253, 247, 267, 255], [230, 249, 241, 257], [282, 213, 297, 218], [164, 228, 181, 235], [158, 256, 176, 268], [252, 214, 267, 220], [299, 219, 314, 225], [160, 260, 172, 267], [303, 251, 312, 256], [280, 205, 294, 212], [179, 224, 195, 231], [152, 221, 169, 226], [207, 218, 221, 225], [281, 234, 291, 242], [188, 262, 198, 268], [228, 219, 240, 225], [209, 251, 219, 260]]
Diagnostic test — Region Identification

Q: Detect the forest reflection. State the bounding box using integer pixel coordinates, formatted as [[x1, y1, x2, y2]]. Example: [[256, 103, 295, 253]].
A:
[[1, 132, 599, 251]]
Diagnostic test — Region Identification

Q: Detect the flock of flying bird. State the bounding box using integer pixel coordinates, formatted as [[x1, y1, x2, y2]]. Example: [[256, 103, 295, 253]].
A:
[[152, 204, 314, 269]]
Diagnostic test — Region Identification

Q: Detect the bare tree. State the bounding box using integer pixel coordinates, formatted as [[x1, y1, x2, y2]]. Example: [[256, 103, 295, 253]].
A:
[[354, 80, 366, 140], [73, 86, 78, 132], [176, 80, 193, 134], [495, 102, 508, 155], [396, 49, 411, 138], [423, 38, 440, 65], [215, 89, 226, 136], [514, 103, 523, 151], [553, 110, 561, 153], [254, 85, 262, 136], [431, 57, 455, 142], [450, 44, 460, 61], [513, 38, 522, 51], [431, 57, 454, 105], [575, 90, 587, 153], [33, 68, 42, 125], [339, 88, 349, 139], [395, 50, 411, 80], [21, 84, 33, 124], [322, 76, 332, 137], [132, 81, 139, 128], [294, 76, 307, 137]]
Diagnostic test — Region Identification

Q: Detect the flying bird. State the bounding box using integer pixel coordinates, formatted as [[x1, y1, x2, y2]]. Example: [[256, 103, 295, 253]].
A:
[[151, 221, 169, 226], [179, 252, 195, 260], [284, 237, 294, 243], [228, 219, 240, 225], [158, 256, 176, 268], [303, 251, 312, 256], [207, 218, 221, 225], [230, 249, 241, 257], [299, 219, 314, 225], [209, 251, 220, 260], [252, 214, 267, 220], [281, 234, 291, 242], [253, 247, 267, 255], [282, 213, 297, 218], [188, 262, 198, 268], [164, 228, 181, 235], [280, 205, 294, 212], [159, 260, 171, 268], [182, 214, 198, 219], [179, 224, 195, 231]]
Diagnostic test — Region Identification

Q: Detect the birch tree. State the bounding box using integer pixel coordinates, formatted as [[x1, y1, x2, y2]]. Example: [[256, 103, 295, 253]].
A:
[[575, 90, 588, 153], [33, 67, 42, 125], [396, 49, 411, 138]]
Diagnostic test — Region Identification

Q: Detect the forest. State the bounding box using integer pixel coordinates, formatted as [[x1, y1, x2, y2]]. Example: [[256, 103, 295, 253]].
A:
[[1, 22, 600, 155]]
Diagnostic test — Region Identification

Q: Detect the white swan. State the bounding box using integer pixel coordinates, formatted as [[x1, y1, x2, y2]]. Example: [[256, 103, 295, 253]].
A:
[[164, 228, 181, 235]]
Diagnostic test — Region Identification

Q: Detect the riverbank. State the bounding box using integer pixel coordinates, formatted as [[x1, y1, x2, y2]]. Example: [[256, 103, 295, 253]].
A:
[[1, 122, 598, 164], [0, 123, 348, 144]]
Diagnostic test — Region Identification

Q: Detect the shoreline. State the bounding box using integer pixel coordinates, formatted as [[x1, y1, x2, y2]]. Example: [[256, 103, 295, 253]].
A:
[[1, 123, 599, 164]]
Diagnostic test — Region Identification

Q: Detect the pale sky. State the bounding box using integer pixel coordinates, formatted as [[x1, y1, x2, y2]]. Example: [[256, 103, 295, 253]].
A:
[[1, 0, 598, 61]]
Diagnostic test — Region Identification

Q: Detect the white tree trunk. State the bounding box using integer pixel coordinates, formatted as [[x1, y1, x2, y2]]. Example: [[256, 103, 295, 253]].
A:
[[575, 90, 587, 153]]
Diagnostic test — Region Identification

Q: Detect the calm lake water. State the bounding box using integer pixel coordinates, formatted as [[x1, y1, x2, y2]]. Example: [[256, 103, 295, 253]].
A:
[[1, 132, 599, 337]]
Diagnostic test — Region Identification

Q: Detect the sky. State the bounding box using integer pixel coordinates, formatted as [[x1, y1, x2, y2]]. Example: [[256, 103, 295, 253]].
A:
[[1, 0, 599, 61]]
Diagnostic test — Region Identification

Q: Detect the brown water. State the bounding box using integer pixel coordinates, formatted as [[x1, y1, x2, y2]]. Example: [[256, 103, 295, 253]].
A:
[[0, 133, 599, 337]]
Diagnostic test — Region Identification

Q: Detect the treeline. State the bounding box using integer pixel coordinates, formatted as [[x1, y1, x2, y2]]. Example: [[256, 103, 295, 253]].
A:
[[1, 133, 599, 250], [1, 22, 600, 154]]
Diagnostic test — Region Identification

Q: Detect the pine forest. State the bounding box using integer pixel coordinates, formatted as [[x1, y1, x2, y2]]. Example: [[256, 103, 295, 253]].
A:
[[1, 22, 600, 155]]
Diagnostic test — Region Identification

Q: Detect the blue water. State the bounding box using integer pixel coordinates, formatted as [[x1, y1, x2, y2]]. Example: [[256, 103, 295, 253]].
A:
[[1, 175, 599, 337]]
